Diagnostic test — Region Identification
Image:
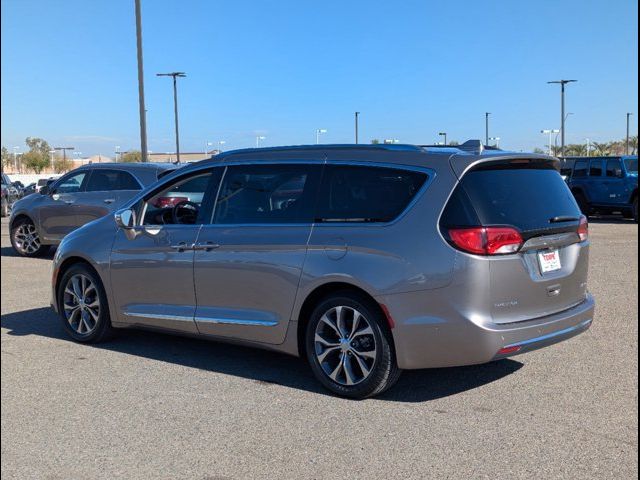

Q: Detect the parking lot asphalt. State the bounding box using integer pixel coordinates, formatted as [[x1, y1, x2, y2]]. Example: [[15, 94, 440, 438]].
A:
[[1, 216, 638, 480]]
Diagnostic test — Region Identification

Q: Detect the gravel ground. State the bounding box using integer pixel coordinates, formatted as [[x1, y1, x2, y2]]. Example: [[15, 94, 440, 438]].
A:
[[1, 216, 637, 480]]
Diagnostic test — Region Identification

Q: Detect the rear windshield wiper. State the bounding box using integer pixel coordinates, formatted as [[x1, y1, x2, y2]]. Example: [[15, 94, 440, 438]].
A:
[[549, 216, 581, 223]]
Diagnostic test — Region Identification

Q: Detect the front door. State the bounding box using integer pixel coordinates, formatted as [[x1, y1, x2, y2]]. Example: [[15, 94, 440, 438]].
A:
[[193, 162, 322, 344], [110, 168, 219, 333], [38, 170, 89, 242]]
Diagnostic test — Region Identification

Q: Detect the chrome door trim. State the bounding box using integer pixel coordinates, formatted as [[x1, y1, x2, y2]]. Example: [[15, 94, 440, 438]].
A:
[[122, 312, 195, 322], [194, 316, 279, 327]]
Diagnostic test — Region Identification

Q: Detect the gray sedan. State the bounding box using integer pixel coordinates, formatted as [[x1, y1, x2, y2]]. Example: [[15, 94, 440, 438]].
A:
[[9, 162, 178, 256]]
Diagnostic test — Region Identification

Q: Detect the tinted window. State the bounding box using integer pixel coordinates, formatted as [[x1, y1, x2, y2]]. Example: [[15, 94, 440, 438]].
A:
[[213, 164, 321, 224], [624, 157, 638, 173], [54, 172, 87, 193], [589, 160, 604, 177], [86, 169, 141, 192], [315, 165, 427, 223], [606, 159, 623, 177], [573, 160, 588, 178], [441, 167, 581, 233], [143, 171, 214, 225]]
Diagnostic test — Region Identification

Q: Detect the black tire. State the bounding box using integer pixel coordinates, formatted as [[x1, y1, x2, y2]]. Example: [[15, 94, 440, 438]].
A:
[[57, 263, 114, 343], [10, 217, 49, 257], [1, 198, 8, 217], [574, 192, 590, 216], [305, 292, 401, 399]]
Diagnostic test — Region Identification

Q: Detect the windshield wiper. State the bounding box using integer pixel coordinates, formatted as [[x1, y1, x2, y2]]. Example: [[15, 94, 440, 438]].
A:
[[549, 215, 580, 223]]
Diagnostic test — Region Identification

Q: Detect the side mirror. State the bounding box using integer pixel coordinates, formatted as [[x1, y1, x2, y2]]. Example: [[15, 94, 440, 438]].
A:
[[115, 208, 136, 229], [40, 185, 50, 195]]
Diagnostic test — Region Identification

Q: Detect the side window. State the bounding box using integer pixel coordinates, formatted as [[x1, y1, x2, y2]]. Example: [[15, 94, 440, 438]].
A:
[[315, 165, 428, 223], [142, 171, 215, 225], [85, 169, 141, 192], [573, 160, 588, 178], [53, 172, 87, 194], [606, 159, 623, 178], [213, 164, 321, 224], [589, 160, 604, 177]]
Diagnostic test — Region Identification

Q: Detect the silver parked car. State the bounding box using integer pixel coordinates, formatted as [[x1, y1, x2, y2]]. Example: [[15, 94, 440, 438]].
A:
[[9, 162, 177, 256], [50, 142, 595, 398]]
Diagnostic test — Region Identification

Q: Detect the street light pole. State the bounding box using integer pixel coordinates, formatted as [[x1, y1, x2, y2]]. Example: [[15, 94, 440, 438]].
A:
[[485, 112, 490, 146], [256, 136, 266, 148], [626, 113, 633, 155], [541, 129, 560, 156], [316, 129, 327, 144], [548, 79, 577, 157], [54, 146, 75, 163], [355, 112, 360, 144], [157, 72, 186, 163], [134, 0, 149, 162], [438, 132, 447, 146]]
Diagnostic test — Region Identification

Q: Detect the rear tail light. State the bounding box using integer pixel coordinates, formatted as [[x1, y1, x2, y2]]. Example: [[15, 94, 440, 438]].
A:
[[497, 345, 522, 355], [448, 227, 523, 256], [578, 215, 589, 242]]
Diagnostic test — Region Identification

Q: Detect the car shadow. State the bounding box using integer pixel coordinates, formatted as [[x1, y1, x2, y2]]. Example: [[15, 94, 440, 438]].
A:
[[1, 307, 523, 402], [0, 246, 55, 259], [587, 215, 636, 225]]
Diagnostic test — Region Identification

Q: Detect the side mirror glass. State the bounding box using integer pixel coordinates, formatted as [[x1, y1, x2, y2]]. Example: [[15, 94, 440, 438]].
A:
[[115, 208, 136, 229], [40, 185, 50, 195]]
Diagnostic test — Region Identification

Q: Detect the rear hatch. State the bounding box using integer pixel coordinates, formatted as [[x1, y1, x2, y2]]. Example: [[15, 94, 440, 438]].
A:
[[441, 157, 589, 324]]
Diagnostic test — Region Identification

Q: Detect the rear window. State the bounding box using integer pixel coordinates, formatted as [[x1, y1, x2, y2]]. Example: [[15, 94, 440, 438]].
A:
[[315, 165, 428, 223], [441, 166, 581, 233]]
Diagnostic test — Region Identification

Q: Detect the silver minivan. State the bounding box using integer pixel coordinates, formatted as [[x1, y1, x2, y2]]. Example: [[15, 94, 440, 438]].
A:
[[50, 143, 595, 398]]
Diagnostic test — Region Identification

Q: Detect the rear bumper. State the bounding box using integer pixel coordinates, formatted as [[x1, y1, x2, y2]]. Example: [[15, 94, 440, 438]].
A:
[[380, 292, 595, 370]]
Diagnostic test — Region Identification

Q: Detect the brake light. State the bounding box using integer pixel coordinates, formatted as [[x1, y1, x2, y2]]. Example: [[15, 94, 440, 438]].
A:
[[448, 227, 523, 255], [578, 215, 589, 242]]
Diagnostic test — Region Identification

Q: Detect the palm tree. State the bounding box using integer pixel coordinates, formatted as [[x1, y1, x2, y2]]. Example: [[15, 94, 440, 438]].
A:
[[628, 136, 638, 155], [591, 141, 612, 156]]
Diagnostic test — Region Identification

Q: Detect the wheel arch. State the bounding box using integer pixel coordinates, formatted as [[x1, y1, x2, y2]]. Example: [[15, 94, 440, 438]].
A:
[[295, 281, 395, 361]]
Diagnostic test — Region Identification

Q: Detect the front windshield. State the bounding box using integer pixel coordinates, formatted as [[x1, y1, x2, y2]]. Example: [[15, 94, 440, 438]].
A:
[[624, 157, 638, 174]]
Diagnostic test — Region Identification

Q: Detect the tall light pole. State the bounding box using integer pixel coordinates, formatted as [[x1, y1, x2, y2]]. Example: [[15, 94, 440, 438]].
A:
[[548, 79, 577, 157], [134, 0, 149, 162], [541, 129, 560, 155], [204, 141, 213, 156], [157, 72, 186, 163], [12, 146, 20, 172], [218, 140, 226, 152], [54, 146, 75, 164], [316, 128, 327, 144], [627, 113, 633, 155], [485, 112, 490, 146], [585, 138, 591, 157], [438, 132, 447, 146], [256, 136, 266, 148], [355, 112, 360, 144], [115, 145, 121, 162]]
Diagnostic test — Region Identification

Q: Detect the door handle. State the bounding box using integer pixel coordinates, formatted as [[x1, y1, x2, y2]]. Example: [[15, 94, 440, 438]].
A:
[[104, 199, 116, 204], [193, 241, 220, 252], [170, 242, 189, 252]]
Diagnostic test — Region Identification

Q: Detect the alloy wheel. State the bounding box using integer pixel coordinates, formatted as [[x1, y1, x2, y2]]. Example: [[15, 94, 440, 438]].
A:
[[13, 223, 41, 255], [62, 274, 100, 335], [314, 306, 377, 386]]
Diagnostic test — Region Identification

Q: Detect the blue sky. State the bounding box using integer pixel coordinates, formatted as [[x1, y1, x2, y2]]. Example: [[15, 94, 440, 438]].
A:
[[1, 0, 638, 156]]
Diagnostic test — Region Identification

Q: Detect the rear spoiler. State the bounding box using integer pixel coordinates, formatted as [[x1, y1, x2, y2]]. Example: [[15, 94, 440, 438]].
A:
[[449, 155, 561, 179]]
